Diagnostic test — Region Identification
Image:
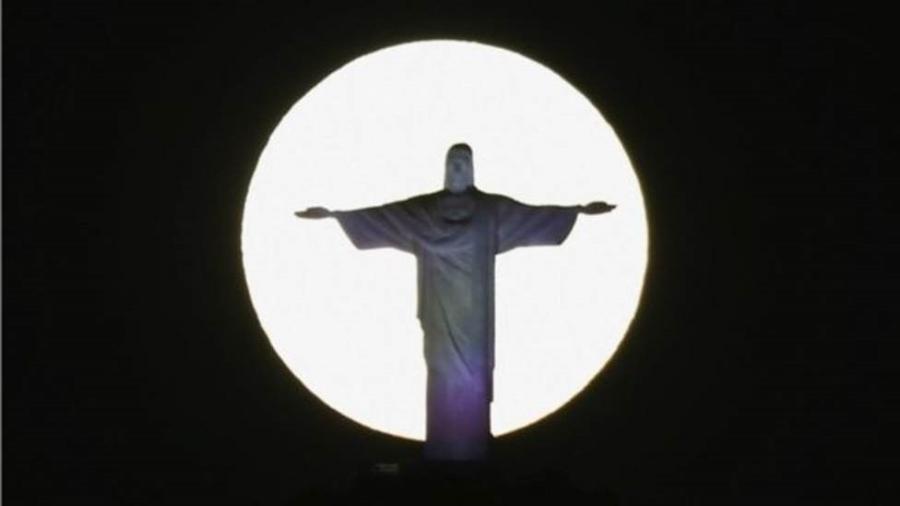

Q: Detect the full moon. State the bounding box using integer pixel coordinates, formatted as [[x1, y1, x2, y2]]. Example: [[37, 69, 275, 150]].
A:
[[241, 40, 647, 440]]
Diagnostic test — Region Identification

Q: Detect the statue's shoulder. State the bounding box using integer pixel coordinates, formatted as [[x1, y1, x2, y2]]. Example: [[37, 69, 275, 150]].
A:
[[477, 190, 515, 206], [404, 190, 443, 205]]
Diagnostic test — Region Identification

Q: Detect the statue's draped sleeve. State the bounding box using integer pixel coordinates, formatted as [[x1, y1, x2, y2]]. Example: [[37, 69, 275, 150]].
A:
[[495, 196, 578, 254], [334, 200, 420, 253]]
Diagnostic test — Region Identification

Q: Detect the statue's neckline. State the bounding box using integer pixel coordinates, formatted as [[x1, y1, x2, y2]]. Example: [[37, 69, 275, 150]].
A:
[[437, 189, 478, 223]]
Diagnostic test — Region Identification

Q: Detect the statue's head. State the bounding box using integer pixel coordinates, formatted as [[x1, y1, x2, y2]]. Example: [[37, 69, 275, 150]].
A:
[[444, 143, 474, 194]]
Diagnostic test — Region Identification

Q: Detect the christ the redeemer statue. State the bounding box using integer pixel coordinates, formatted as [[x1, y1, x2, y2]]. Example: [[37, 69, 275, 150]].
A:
[[295, 143, 615, 461]]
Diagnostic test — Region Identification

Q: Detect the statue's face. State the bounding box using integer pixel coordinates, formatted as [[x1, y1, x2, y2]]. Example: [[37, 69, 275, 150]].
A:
[[444, 148, 474, 193]]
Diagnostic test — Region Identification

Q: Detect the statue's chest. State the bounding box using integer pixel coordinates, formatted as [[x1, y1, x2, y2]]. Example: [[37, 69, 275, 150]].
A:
[[425, 194, 495, 255], [436, 193, 477, 223]]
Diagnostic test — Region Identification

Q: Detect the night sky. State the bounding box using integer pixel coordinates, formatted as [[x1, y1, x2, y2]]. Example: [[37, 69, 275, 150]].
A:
[[4, 2, 893, 504]]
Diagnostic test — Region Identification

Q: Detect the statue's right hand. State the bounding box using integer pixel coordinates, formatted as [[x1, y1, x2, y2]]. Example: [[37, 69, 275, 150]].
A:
[[580, 202, 616, 215], [294, 207, 333, 219]]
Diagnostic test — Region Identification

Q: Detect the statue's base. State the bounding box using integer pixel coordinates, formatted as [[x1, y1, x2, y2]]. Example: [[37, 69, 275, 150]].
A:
[[290, 460, 618, 506]]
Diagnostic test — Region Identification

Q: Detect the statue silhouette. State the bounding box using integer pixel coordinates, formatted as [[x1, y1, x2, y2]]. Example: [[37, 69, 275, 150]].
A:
[[296, 143, 615, 461]]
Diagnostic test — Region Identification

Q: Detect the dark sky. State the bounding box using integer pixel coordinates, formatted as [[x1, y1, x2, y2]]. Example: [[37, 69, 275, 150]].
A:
[[4, 2, 893, 505]]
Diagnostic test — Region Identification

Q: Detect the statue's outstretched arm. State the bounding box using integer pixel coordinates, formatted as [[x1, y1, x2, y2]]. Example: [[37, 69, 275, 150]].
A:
[[295, 200, 417, 252], [294, 207, 334, 219], [577, 201, 616, 215]]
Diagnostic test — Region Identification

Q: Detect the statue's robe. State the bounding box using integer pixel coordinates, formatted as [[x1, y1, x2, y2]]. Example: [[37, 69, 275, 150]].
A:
[[334, 187, 577, 460]]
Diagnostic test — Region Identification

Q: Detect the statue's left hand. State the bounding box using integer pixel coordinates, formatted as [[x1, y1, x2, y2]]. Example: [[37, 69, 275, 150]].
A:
[[580, 202, 616, 215], [294, 207, 334, 219]]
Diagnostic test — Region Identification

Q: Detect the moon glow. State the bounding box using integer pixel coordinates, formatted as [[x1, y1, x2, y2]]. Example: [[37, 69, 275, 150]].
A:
[[241, 40, 648, 440]]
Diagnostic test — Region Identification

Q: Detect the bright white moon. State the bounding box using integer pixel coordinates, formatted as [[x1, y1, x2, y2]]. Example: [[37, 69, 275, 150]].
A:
[[242, 40, 647, 440]]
